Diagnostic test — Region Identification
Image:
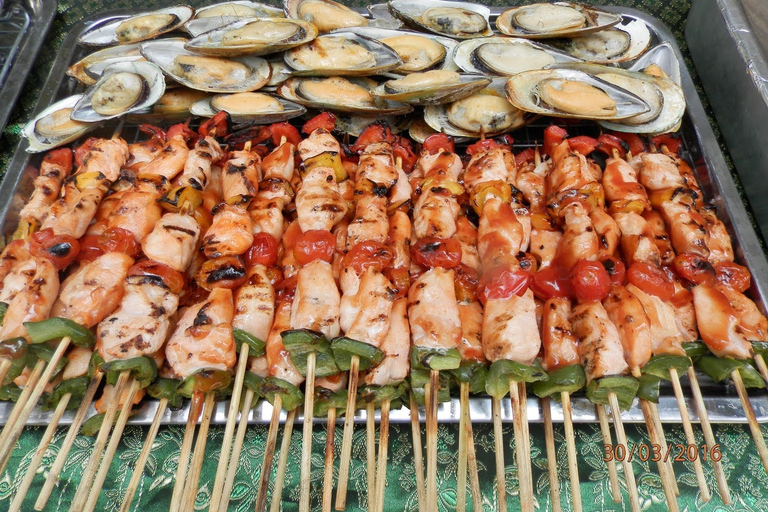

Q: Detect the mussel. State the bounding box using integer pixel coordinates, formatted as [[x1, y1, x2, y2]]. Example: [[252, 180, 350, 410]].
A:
[[129, 88, 211, 123], [190, 92, 306, 123], [194, 1, 283, 19], [185, 18, 318, 57], [285, 0, 368, 33], [79, 6, 194, 47], [67, 44, 145, 85], [277, 76, 412, 115], [387, 0, 493, 39], [496, 2, 621, 39], [373, 70, 491, 105], [549, 18, 652, 64], [453, 36, 578, 76], [23, 95, 98, 153], [284, 32, 401, 76]]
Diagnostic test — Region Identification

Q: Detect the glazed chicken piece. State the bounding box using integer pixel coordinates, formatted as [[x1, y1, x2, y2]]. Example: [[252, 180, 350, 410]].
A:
[[141, 213, 201, 272], [669, 281, 699, 342], [457, 301, 485, 362], [455, 215, 480, 270], [19, 148, 72, 225], [202, 204, 254, 258], [346, 192, 388, 247], [530, 224, 562, 270], [553, 201, 598, 269], [715, 285, 768, 342], [642, 209, 675, 265], [0, 240, 31, 293], [515, 160, 548, 213], [412, 187, 460, 240], [76, 138, 130, 182], [339, 266, 395, 347], [416, 150, 463, 182], [571, 301, 629, 382], [233, 265, 275, 343], [126, 134, 165, 172], [249, 180, 292, 241], [356, 142, 399, 189], [540, 297, 580, 372], [692, 284, 753, 360], [262, 142, 295, 181], [94, 383, 146, 414], [178, 136, 224, 190], [297, 128, 341, 161], [602, 156, 649, 212], [654, 189, 710, 259], [603, 285, 653, 369], [41, 177, 110, 238], [387, 210, 411, 270], [635, 152, 687, 192], [627, 284, 687, 357], [0, 258, 59, 340], [613, 211, 661, 267], [477, 197, 530, 269], [589, 207, 620, 260], [700, 206, 734, 264], [266, 300, 303, 386], [388, 164, 412, 208], [104, 176, 166, 242], [291, 260, 341, 339], [0, 257, 38, 304], [294, 166, 346, 232], [408, 267, 461, 350], [483, 289, 540, 365], [365, 298, 411, 386], [222, 149, 261, 199], [547, 140, 598, 204], [61, 346, 93, 381], [463, 148, 516, 192], [140, 134, 190, 180]]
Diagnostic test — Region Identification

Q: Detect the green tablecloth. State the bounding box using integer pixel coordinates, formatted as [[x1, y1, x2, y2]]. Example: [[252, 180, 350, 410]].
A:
[[2, 1, 767, 511]]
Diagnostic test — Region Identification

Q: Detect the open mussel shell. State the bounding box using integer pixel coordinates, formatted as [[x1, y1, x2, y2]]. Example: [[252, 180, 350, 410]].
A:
[[284, 32, 401, 76], [71, 61, 166, 122], [549, 18, 651, 64], [504, 67, 650, 120], [277, 76, 412, 115], [195, 1, 283, 19], [334, 114, 410, 136], [453, 36, 579, 76], [373, 70, 490, 105], [630, 42, 681, 86], [141, 38, 271, 93], [335, 27, 458, 73], [23, 95, 99, 153], [67, 43, 145, 85], [388, 0, 492, 39], [128, 87, 211, 123], [408, 116, 471, 144], [496, 2, 621, 39], [424, 78, 528, 138], [191, 92, 306, 123], [78, 6, 194, 47], [264, 59, 293, 89], [185, 18, 318, 57], [366, 3, 404, 29], [285, 0, 368, 33]]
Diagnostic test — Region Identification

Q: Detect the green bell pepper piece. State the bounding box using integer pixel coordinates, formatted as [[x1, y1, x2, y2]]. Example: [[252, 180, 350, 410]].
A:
[[102, 356, 158, 389], [45, 376, 90, 411], [331, 337, 384, 371], [29, 344, 68, 377], [89, 351, 105, 379], [147, 377, 184, 409], [243, 371, 265, 396], [410, 346, 461, 372], [314, 387, 348, 417], [0, 337, 27, 360], [0, 302, 7, 326], [641, 355, 692, 381], [682, 341, 710, 361], [586, 376, 639, 411], [4, 352, 32, 386], [409, 369, 450, 406], [485, 359, 548, 399], [358, 383, 406, 408], [449, 360, 488, 395], [282, 329, 339, 378], [532, 364, 586, 399], [81, 412, 126, 437], [696, 356, 743, 383], [739, 361, 765, 389], [177, 369, 232, 398], [259, 376, 304, 412], [636, 374, 662, 403], [24, 317, 94, 347], [752, 341, 768, 359], [233, 328, 266, 358], [0, 384, 21, 401]]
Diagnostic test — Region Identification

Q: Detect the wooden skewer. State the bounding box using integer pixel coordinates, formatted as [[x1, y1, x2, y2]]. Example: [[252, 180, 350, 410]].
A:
[[542, 397, 561, 512], [375, 399, 391, 512], [169, 391, 202, 512], [491, 396, 507, 511], [509, 381, 533, 512], [408, 392, 426, 512], [426, 369, 439, 512], [300, 353, 317, 512], [608, 393, 641, 512], [119, 397, 169, 512], [456, 383, 470, 512], [220, 388, 256, 512], [687, 366, 731, 503], [561, 392, 582, 512], [8, 393, 71, 512], [755, 353, 768, 383], [210, 345, 250, 512], [650, 391, 680, 497], [668, 368, 710, 501], [596, 404, 622, 503], [322, 407, 337, 512], [335, 354, 360, 510], [83, 378, 142, 512], [366, 401, 376, 512], [732, 369, 768, 476], [35, 372, 103, 510], [465, 411, 482, 512], [69, 370, 130, 511], [255, 395, 283, 512], [181, 392, 216, 512], [269, 409, 297, 512], [0, 359, 11, 386]]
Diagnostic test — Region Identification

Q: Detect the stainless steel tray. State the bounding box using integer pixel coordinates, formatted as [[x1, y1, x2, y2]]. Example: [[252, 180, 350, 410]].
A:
[[1, 6, 767, 426], [0, 0, 57, 135]]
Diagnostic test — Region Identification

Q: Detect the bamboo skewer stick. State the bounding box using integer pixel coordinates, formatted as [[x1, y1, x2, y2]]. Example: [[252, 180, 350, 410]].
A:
[[456, 383, 470, 512], [181, 392, 216, 512], [561, 392, 582, 512], [322, 407, 337, 512], [491, 396, 507, 512], [366, 401, 376, 512], [426, 370, 439, 512], [220, 388, 256, 512], [169, 393, 201, 512], [409, 392, 426, 512], [687, 367, 731, 503], [0, 359, 11, 387], [300, 353, 317, 512], [650, 393, 680, 497], [542, 397, 561, 512], [755, 354, 768, 384], [668, 368, 710, 501], [119, 397, 169, 512], [465, 415, 482, 512], [608, 393, 641, 512], [335, 354, 360, 510], [269, 409, 296, 512], [375, 399, 391, 512], [35, 372, 103, 511], [255, 395, 283, 512], [732, 369, 768, 475], [596, 405, 621, 503], [510, 381, 533, 512]]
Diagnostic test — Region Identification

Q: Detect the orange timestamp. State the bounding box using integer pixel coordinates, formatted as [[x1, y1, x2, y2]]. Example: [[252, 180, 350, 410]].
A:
[[603, 443, 722, 463]]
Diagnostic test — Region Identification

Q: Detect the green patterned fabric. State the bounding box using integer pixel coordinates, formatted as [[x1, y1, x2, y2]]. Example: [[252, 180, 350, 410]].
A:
[[2, 1, 768, 511]]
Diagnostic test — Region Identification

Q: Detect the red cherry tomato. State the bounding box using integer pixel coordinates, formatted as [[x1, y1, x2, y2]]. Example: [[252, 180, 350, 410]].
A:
[[531, 265, 573, 300], [270, 122, 302, 147], [627, 261, 675, 301], [29, 228, 80, 270], [350, 122, 395, 153], [477, 266, 532, 305], [195, 256, 247, 291], [138, 124, 167, 141], [672, 253, 717, 286], [453, 263, 480, 302], [275, 274, 298, 302], [385, 266, 410, 299], [514, 148, 536, 167], [714, 261, 752, 293], [543, 125, 569, 157], [128, 260, 185, 294], [246, 232, 279, 267], [600, 256, 626, 286], [567, 136, 600, 157], [98, 227, 141, 258], [466, 139, 499, 156], [198, 111, 229, 139], [422, 133, 455, 155], [342, 241, 393, 274], [74, 137, 100, 168], [302, 112, 337, 134], [393, 138, 417, 173], [77, 235, 104, 262], [168, 123, 198, 144], [594, 133, 627, 159], [410, 237, 462, 269], [294, 230, 335, 266], [651, 134, 682, 155], [610, 132, 645, 155], [43, 147, 73, 170], [570, 260, 611, 303]]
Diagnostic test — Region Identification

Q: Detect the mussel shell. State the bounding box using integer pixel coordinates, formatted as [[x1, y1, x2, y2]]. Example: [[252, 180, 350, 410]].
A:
[[550, 18, 651, 64], [334, 114, 411, 136], [277, 76, 412, 115], [388, 0, 492, 39], [504, 68, 650, 120], [71, 61, 166, 122], [366, 3, 404, 29], [265, 59, 294, 88], [373, 71, 491, 105], [78, 6, 194, 47], [23, 95, 99, 153], [408, 116, 471, 144], [185, 18, 318, 57], [453, 36, 579, 76], [284, 32, 401, 76], [194, 1, 284, 19], [141, 38, 271, 93], [285, 0, 368, 33], [191, 92, 306, 123], [629, 42, 681, 86], [67, 44, 145, 85], [496, 2, 621, 39]]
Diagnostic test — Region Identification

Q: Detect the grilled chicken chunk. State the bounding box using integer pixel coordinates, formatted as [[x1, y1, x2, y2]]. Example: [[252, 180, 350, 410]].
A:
[[571, 301, 629, 382], [291, 260, 341, 339], [408, 267, 461, 350], [0, 258, 59, 340]]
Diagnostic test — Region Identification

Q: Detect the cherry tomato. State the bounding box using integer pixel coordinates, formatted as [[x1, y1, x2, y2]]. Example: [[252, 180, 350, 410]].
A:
[[350, 122, 395, 153], [627, 261, 674, 301], [600, 256, 626, 286], [610, 132, 645, 155], [531, 265, 573, 300], [594, 133, 627, 159], [77, 235, 104, 262], [714, 261, 751, 293], [138, 124, 167, 141], [477, 266, 531, 305], [129, 259, 185, 294], [342, 241, 393, 274], [385, 266, 410, 299], [673, 253, 717, 286], [294, 230, 335, 266], [302, 112, 336, 134], [44, 147, 73, 170], [225, 125, 272, 148], [651, 134, 682, 155], [422, 133, 455, 155], [74, 137, 100, 167], [453, 263, 479, 302], [98, 227, 141, 258], [466, 139, 500, 156], [29, 228, 80, 270], [275, 274, 298, 302], [543, 125, 569, 157], [393, 138, 417, 173], [410, 237, 462, 269], [517, 252, 537, 273], [567, 135, 600, 157], [198, 111, 229, 139], [570, 260, 611, 303], [168, 123, 198, 144], [246, 232, 279, 267], [196, 256, 247, 290], [514, 148, 536, 167], [270, 122, 302, 147]]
